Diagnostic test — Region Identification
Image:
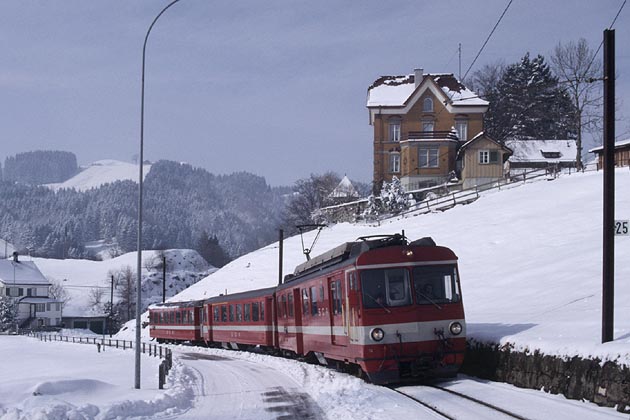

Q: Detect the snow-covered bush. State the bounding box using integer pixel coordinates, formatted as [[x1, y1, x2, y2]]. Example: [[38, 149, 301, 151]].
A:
[[379, 176, 410, 214]]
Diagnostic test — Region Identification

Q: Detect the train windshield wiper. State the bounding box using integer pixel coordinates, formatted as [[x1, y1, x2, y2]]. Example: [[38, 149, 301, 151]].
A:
[[365, 293, 391, 313], [416, 291, 442, 310]]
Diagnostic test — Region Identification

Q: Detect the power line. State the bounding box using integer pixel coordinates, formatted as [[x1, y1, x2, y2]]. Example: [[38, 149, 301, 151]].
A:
[[584, 0, 627, 77], [462, 0, 514, 81]]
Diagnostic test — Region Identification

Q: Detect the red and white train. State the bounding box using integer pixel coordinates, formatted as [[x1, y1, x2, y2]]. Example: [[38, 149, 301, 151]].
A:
[[149, 234, 466, 384]]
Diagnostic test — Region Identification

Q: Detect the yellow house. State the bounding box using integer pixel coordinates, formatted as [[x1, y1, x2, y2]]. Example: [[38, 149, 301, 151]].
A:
[[367, 68, 489, 191], [456, 132, 513, 189]]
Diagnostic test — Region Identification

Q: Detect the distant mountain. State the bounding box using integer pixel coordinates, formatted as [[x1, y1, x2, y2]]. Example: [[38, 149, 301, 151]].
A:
[[45, 159, 151, 192]]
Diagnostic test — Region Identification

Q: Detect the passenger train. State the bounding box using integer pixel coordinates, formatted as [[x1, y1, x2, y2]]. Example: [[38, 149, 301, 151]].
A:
[[149, 233, 466, 384]]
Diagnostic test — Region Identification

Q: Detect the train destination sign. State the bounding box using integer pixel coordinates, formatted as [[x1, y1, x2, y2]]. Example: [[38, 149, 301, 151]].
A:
[[615, 220, 629, 236]]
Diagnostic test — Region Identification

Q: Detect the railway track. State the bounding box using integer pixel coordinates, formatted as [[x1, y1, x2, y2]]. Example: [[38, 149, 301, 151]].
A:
[[389, 384, 532, 420]]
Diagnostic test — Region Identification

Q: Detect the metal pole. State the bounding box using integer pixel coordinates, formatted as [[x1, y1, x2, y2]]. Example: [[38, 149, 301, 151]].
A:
[[278, 229, 284, 285], [136, 0, 183, 389], [110, 275, 114, 337], [162, 256, 166, 303], [602, 29, 615, 344]]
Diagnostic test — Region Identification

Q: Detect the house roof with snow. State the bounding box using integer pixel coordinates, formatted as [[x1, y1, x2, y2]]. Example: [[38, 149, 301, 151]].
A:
[[588, 138, 630, 153], [505, 139, 577, 163], [0, 259, 50, 286], [367, 72, 488, 108], [328, 176, 359, 199]]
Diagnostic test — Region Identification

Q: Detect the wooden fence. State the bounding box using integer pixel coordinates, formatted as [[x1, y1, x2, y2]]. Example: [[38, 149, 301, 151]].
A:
[[28, 332, 173, 389]]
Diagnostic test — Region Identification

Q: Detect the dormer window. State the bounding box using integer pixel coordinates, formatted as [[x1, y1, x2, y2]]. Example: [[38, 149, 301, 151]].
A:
[[423, 97, 434, 112], [541, 151, 561, 159]]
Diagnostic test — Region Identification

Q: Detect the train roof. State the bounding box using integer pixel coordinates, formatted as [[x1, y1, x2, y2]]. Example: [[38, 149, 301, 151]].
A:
[[149, 299, 205, 309], [283, 234, 437, 285], [203, 286, 277, 304]]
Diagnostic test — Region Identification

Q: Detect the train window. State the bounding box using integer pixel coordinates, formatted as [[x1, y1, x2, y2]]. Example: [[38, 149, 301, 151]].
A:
[[183, 311, 188, 324], [302, 289, 309, 316], [310, 286, 318, 316], [244, 303, 251, 321], [221, 305, 227, 322], [260, 301, 265, 321], [349, 272, 357, 291], [236, 304, 243, 322], [252, 302, 259, 321], [170, 311, 175, 324], [229, 305, 235, 322], [332, 280, 343, 315], [287, 293, 294, 318], [176, 311, 182, 324], [190, 310, 194, 324], [213, 306, 220, 322], [281, 295, 287, 319], [412, 265, 460, 305], [361, 268, 411, 308]]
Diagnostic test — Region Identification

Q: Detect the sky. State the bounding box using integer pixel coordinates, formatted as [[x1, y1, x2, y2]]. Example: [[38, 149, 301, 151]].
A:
[[0, 1, 628, 186]]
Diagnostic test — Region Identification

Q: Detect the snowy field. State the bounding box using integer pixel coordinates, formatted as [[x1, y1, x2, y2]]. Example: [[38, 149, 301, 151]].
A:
[[45, 160, 151, 192]]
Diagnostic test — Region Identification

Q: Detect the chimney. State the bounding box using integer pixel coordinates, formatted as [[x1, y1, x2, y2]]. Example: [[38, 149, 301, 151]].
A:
[[414, 68, 424, 88], [12, 251, 18, 262]]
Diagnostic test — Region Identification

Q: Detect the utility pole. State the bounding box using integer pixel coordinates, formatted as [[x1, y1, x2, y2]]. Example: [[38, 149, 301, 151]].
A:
[[109, 275, 114, 337], [602, 29, 615, 344], [458, 43, 462, 81], [278, 229, 284, 285], [162, 256, 166, 303]]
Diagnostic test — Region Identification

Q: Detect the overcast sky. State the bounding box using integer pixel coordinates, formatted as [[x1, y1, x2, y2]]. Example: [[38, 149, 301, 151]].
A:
[[0, 1, 628, 186]]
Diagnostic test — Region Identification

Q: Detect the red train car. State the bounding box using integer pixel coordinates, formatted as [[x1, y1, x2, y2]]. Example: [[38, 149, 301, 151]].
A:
[[277, 234, 465, 383], [202, 287, 275, 349], [149, 300, 204, 344]]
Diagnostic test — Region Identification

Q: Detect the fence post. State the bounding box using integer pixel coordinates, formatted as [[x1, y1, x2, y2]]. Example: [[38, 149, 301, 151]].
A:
[[143, 343, 146, 354], [158, 362, 165, 390], [123, 341, 126, 350], [159, 346, 163, 358]]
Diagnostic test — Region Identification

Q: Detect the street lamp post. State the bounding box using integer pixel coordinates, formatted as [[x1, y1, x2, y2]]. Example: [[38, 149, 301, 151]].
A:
[[136, 0, 182, 390]]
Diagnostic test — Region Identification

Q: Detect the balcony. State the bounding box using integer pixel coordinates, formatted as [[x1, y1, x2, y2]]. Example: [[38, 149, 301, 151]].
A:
[[402, 130, 459, 142]]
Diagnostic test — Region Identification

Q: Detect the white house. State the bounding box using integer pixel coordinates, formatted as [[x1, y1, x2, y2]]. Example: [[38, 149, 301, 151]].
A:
[[0, 253, 62, 329]]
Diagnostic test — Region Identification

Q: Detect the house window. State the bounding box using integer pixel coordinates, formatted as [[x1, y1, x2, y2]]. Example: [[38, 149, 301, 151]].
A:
[[422, 121, 434, 132], [36, 303, 46, 312], [389, 119, 401, 142], [419, 148, 439, 168], [479, 150, 499, 164], [389, 152, 400, 173], [455, 121, 468, 141], [423, 97, 434, 112]]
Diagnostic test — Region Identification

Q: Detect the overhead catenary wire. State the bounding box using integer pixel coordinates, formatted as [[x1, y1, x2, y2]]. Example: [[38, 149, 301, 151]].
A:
[[462, 0, 514, 81], [584, 0, 627, 79]]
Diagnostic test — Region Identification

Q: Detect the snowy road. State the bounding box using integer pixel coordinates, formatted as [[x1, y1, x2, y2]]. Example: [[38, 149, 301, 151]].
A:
[[173, 351, 325, 419]]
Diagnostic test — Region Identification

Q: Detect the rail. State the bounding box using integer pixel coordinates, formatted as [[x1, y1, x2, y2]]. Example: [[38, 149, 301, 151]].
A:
[[27, 332, 173, 389]]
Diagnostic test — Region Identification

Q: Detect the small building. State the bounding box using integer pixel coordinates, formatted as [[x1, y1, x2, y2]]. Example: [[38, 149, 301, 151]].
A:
[[589, 138, 630, 169], [456, 133, 513, 189], [506, 139, 577, 172], [0, 253, 62, 329], [61, 314, 108, 334], [328, 175, 359, 204]]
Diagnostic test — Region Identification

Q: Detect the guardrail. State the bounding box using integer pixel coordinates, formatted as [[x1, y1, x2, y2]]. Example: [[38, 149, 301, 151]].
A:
[[28, 332, 173, 389]]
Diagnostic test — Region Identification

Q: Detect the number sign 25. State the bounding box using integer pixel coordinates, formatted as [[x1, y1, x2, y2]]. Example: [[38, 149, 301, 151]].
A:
[[615, 220, 629, 236]]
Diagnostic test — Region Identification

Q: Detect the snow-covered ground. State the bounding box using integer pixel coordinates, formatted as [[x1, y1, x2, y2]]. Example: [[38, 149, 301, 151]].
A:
[[45, 159, 151, 192], [3, 169, 629, 419], [33, 249, 213, 317]]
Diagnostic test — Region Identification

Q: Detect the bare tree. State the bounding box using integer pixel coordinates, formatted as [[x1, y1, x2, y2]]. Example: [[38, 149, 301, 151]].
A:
[[113, 265, 136, 322], [285, 172, 340, 228], [88, 287, 105, 308], [551, 38, 602, 169], [48, 279, 71, 310]]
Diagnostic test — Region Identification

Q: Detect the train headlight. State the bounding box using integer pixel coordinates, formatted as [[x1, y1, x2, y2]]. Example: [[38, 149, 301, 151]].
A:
[[370, 328, 385, 342], [404, 249, 414, 257], [449, 322, 463, 336]]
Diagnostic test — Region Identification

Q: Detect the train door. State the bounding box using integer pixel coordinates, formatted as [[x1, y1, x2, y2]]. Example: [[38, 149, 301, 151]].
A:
[[346, 270, 360, 344], [293, 288, 304, 355], [270, 295, 279, 348], [328, 277, 348, 346]]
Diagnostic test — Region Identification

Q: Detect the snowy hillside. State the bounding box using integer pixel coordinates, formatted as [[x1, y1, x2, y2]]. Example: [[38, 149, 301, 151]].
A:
[[33, 249, 215, 317], [45, 159, 151, 192], [165, 169, 630, 366]]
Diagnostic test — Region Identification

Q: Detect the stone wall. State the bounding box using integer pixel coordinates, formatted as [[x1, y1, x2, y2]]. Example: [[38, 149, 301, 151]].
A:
[[461, 341, 630, 413]]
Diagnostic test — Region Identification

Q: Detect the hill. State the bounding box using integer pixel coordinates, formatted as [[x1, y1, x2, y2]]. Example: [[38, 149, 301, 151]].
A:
[[45, 159, 151, 192], [164, 169, 630, 365], [34, 249, 215, 318]]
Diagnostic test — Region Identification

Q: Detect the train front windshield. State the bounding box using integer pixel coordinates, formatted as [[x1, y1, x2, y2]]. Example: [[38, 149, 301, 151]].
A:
[[360, 264, 460, 308]]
